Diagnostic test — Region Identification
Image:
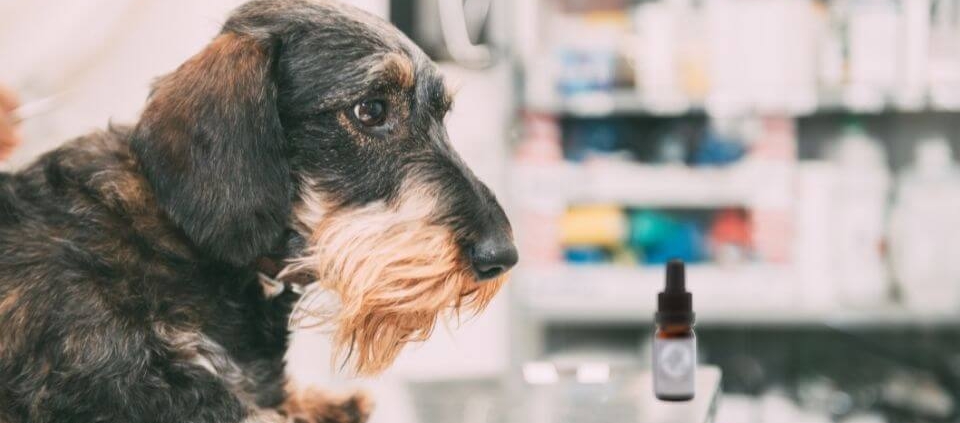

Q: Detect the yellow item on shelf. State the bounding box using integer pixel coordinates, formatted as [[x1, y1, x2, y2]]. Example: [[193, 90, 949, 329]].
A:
[[611, 245, 638, 265], [560, 205, 627, 247]]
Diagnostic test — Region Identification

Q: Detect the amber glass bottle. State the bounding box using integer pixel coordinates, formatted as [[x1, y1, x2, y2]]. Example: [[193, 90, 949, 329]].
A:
[[653, 260, 696, 401]]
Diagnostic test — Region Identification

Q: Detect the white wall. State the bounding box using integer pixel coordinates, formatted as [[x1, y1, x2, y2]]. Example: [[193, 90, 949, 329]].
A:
[[1, 0, 240, 167]]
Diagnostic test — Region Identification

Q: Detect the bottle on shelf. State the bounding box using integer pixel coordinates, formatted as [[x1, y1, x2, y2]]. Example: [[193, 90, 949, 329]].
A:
[[654, 260, 696, 401], [889, 137, 960, 313], [828, 121, 891, 307]]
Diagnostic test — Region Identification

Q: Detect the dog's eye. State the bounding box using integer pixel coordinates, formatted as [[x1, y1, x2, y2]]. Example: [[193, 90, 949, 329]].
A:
[[353, 99, 388, 127]]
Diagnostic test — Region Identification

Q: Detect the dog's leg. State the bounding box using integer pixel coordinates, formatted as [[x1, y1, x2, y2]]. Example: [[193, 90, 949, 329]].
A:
[[280, 385, 374, 423]]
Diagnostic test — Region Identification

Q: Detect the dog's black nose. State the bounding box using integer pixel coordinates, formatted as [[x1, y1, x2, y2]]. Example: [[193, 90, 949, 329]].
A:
[[469, 232, 518, 281]]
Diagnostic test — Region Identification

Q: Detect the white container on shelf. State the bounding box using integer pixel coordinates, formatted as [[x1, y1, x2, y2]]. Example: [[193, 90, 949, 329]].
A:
[[845, 0, 899, 110], [828, 124, 891, 308], [896, 0, 931, 109], [745, 116, 797, 264], [551, 15, 620, 99], [744, 0, 817, 114], [929, 0, 960, 109], [817, 1, 846, 94], [632, 1, 689, 114], [795, 162, 839, 311], [703, 0, 745, 115], [701, 0, 816, 115], [889, 137, 960, 313]]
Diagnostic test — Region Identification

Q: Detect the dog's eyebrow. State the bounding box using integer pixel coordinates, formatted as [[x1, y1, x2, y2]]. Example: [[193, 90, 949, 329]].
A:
[[368, 53, 415, 89]]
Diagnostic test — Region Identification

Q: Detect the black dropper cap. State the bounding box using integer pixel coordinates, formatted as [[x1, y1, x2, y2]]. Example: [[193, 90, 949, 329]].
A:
[[655, 259, 694, 325]]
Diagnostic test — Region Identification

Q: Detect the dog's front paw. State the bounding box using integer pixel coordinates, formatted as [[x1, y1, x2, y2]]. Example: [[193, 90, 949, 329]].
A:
[[283, 388, 374, 423]]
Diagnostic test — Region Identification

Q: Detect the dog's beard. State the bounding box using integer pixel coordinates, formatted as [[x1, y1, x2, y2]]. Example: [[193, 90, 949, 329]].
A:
[[282, 188, 506, 376]]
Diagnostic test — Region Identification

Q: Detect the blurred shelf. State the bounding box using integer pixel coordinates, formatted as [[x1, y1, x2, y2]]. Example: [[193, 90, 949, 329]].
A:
[[524, 90, 960, 118], [514, 264, 960, 328], [512, 161, 780, 209], [525, 91, 705, 117]]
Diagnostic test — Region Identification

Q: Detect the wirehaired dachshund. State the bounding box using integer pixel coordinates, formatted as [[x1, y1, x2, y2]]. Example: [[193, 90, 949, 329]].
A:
[[0, 1, 517, 422]]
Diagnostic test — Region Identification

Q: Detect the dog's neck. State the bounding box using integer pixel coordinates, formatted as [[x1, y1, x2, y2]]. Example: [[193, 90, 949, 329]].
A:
[[52, 129, 318, 287]]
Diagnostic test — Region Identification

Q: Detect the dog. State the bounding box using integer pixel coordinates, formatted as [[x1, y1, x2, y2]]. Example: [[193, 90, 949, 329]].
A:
[[0, 1, 517, 422]]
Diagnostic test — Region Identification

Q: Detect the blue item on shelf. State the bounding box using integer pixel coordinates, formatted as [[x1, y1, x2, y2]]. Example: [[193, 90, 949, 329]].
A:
[[564, 246, 610, 264], [556, 49, 616, 97], [692, 129, 745, 166], [564, 120, 621, 161], [642, 222, 707, 264], [628, 210, 679, 248]]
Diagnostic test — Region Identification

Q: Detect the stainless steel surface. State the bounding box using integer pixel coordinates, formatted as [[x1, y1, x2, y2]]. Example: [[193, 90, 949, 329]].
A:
[[408, 366, 721, 423]]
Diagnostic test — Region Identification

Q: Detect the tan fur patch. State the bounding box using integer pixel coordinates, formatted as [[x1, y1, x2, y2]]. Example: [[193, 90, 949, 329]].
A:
[[442, 78, 456, 110], [283, 383, 374, 423], [283, 181, 506, 376], [0, 286, 21, 317], [0, 287, 24, 355], [59, 132, 192, 258], [144, 32, 268, 173], [376, 53, 415, 88]]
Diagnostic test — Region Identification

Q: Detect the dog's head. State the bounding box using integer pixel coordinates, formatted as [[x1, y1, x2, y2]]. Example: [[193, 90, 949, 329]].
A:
[[130, 0, 516, 375]]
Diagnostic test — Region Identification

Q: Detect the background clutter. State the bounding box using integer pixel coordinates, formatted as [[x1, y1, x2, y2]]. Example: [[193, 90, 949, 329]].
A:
[[513, 0, 960, 422]]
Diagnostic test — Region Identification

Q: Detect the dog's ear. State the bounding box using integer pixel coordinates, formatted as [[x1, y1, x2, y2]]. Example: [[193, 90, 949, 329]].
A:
[[132, 33, 290, 266]]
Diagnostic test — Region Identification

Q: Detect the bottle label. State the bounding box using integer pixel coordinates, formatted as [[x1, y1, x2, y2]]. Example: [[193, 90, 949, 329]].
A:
[[653, 337, 696, 398]]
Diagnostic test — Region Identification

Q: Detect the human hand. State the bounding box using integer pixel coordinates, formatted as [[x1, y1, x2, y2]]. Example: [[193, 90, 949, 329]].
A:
[[0, 85, 21, 160]]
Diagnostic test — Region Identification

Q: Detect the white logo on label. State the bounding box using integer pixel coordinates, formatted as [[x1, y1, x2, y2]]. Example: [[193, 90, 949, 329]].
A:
[[658, 342, 693, 379]]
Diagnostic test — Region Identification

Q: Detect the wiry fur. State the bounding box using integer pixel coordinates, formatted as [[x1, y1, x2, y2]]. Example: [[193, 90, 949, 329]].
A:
[[284, 180, 505, 375], [282, 384, 374, 423]]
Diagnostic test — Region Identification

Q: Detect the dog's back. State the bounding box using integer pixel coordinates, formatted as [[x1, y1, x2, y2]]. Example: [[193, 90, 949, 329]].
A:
[[0, 130, 293, 422], [0, 130, 171, 421]]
